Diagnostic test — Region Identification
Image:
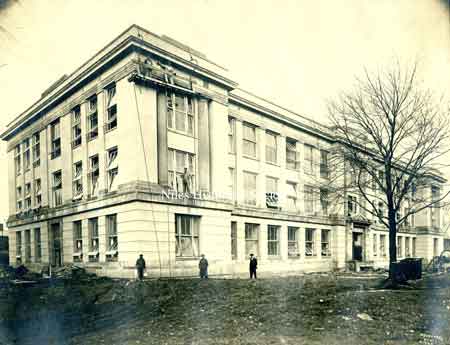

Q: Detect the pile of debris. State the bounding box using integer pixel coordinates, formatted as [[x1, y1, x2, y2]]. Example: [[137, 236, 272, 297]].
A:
[[52, 264, 94, 280]]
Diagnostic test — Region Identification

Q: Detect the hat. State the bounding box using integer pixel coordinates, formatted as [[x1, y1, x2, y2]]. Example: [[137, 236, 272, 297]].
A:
[[250, 253, 254, 256]]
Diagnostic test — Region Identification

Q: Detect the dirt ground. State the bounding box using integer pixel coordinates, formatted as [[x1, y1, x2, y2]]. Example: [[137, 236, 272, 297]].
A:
[[1, 272, 450, 345]]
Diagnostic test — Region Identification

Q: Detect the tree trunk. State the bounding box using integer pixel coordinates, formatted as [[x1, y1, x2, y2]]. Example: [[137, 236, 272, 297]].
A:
[[388, 206, 398, 280]]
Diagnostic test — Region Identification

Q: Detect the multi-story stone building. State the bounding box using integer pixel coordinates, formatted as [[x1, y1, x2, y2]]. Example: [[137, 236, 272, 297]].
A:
[[1, 25, 446, 277]]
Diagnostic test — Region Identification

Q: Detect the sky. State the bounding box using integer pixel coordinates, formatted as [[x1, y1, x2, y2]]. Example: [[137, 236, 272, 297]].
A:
[[0, 0, 449, 226]]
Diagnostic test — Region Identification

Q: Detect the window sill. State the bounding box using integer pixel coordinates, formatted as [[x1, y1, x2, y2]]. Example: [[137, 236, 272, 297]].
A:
[[104, 126, 117, 134], [242, 154, 259, 161], [265, 161, 279, 167], [167, 128, 195, 138], [286, 167, 301, 172], [305, 255, 318, 258], [267, 256, 282, 260], [176, 256, 200, 261], [288, 256, 301, 259]]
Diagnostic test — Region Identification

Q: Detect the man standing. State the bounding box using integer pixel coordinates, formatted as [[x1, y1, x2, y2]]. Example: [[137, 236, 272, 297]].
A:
[[136, 254, 146, 280], [249, 253, 257, 279], [198, 254, 209, 279]]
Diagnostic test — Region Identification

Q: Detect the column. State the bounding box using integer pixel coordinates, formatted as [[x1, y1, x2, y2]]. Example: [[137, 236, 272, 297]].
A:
[[156, 91, 168, 186], [197, 98, 210, 192], [259, 221, 268, 260], [280, 224, 288, 260], [237, 221, 246, 262]]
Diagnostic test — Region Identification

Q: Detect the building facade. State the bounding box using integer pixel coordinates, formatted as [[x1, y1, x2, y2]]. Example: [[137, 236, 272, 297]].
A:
[[1, 25, 446, 278]]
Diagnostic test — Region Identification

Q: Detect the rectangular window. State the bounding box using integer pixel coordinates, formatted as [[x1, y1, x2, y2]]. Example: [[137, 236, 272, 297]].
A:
[[89, 155, 99, 196], [167, 92, 194, 135], [288, 227, 300, 258], [380, 234, 386, 257], [168, 148, 195, 192], [24, 230, 31, 263], [347, 195, 357, 216], [304, 185, 314, 214], [16, 186, 22, 212], [245, 223, 259, 256], [107, 147, 119, 191], [73, 220, 83, 262], [50, 119, 61, 159], [265, 132, 277, 164], [105, 84, 117, 132], [397, 236, 402, 257], [412, 237, 416, 257], [231, 221, 237, 260], [14, 144, 21, 175], [34, 228, 41, 262], [305, 228, 316, 256], [243, 123, 257, 158], [228, 117, 235, 153], [73, 161, 83, 200], [286, 181, 297, 211], [34, 179, 41, 207], [304, 144, 314, 174], [373, 234, 378, 256], [266, 176, 278, 208], [16, 231, 22, 262], [32, 132, 40, 167], [88, 218, 99, 262], [405, 237, 411, 257], [320, 188, 329, 215], [175, 214, 200, 257], [286, 138, 300, 170], [244, 172, 257, 206], [87, 95, 98, 140], [23, 138, 30, 171], [431, 186, 440, 228], [433, 238, 439, 257], [320, 150, 329, 178], [71, 106, 82, 148], [52, 170, 62, 206], [267, 225, 280, 256], [321, 229, 331, 256], [106, 214, 118, 261], [24, 195, 31, 211]]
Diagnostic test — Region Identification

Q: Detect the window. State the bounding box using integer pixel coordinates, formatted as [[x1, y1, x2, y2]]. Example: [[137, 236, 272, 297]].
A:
[[167, 92, 194, 135], [304, 185, 314, 214], [16, 186, 22, 213], [286, 138, 300, 170], [373, 234, 378, 256], [304, 144, 314, 174], [321, 229, 331, 256], [24, 230, 31, 263], [266, 176, 278, 208], [243, 172, 257, 206], [231, 221, 237, 260], [377, 201, 384, 222], [71, 106, 82, 148], [32, 132, 40, 167], [52, 171, 62, 206], [397, 236, 402, 257], [405, 237, 411, 257], [34, 228, 41, 262], [433, 238, 439, 257], [175, 215, 200, 257], [305, 228, 316, 256], [412, 237, 416, 257], [431, 186, 440, 228], [347, 195, 357, 216], [107, 147, 119, 191], [288, 227, 300, 258], [286, 182, 297, 211], [88, 155, 99, 196], [228, 117, 235, 153], [168, 148, 195, 192], [265, 132, 277, 164], [320, 188, 329, 215], [380, 234, 386, 257], [73, 220, 83, 262], [87, 95, 98, 140], [73, 162, 83, 200], [105, 84, 117, 132], [24, 195, 31, 211], [267, 225, 280, 256], [50, 119, 61, 159], [14, 144, 21, 175], [106, 214, 118, 261], [245, 223, 259, 256], [243, 123, 257, 158], [228, 168, 235, 201], [23, 138, 30, 171], [16, 231, 22, 262], [88, 218, 99, 261], [24, 182, 31, 205], [34, 179, 42, 207], [320, 150, 329, 178]]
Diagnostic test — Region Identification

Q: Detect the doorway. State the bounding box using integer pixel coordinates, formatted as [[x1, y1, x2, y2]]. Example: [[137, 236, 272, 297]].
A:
[[51, 222, 62, 267], [352, 232, 363, 261]]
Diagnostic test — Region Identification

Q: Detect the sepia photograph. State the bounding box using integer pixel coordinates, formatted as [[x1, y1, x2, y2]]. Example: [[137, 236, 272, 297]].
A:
[[1, 0, 450, 344]]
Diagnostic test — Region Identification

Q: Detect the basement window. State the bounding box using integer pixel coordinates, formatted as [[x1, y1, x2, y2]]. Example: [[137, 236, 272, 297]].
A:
[[175, 214, 200, 258], [88, 217, 99, 262], [305, 228, 316, 256], [106, 214, 118, 261], [73, 220, 83, 262]]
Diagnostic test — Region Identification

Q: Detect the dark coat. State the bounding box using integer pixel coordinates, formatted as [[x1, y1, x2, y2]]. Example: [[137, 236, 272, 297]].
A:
[[249, 257, 257, 270], [136, 257, 146, 269]]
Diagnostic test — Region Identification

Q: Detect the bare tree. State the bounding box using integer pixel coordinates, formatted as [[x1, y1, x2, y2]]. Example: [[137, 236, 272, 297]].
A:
[[327, 62, 450, 280]]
